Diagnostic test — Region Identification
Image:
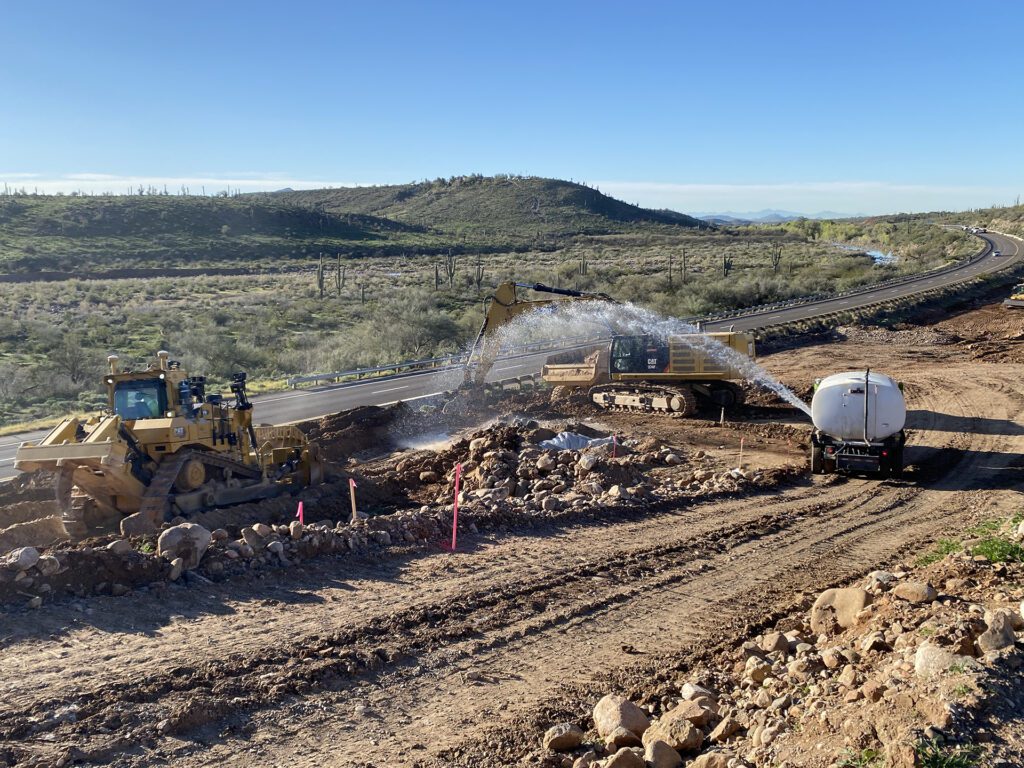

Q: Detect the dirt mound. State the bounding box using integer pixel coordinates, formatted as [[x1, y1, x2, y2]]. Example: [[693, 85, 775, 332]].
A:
[[0, 471, 54, 507], [0, 499, 58, 529], [0, 516, 67, 552], [298, 402, 414, 461]]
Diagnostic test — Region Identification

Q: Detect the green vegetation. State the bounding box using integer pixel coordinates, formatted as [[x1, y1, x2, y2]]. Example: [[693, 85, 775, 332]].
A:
[[970, 537, 1024, 563], [916, 539, 963, 567], [837, 748, 883, 768], [0, 176, 979, 427], [915, 739, 980, 768]]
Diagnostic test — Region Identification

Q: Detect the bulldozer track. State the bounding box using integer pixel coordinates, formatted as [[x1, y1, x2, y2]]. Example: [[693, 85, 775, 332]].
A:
[[137, 449, 264, 527]]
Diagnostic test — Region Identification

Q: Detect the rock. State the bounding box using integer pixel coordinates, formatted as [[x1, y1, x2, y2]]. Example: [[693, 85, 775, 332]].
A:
[[111, 583, 130, 597], [866, 570, 896, 588], [578, 454, 600, 472], [893, 581, 938, 604], [469, 437, 489, 454], [978, 609, 1017, 653], [663, 699, 711, 728], [106, 539, 132, 556], [157, 523, 212, 569], [862, 679, 887, 702], [708, 715, 740, 743], [266, 540, 284, 556], [289, 521, 304, 540], [241, 527, 264, 547], [605, 726, 642, 748], [211, 528, 229, 542], [642, 716, 702, 753], [537, 455, 557, 472], [572, 752, 599, 768], [4, 546, 40, 572], [679, 682, 715, 702], [644, 739, 683, 768], [527, 427, 558, 444], [837, 664, 860, 688], [369, 530, 392, 547], [120, 512, 158, 536], [419, 471, 439, 483], [760, 631, 789, 654], [593, 694, 650, 739], [664, 453, 683, 466], [606, 484, 630, 500], [167, 557, 184, 582], [543, 723, 584, 751], [744, 656, 771, 683], [35, 555, 61, 576], [27, 595, 42, 609], [914, 642, 978, 679], [810, 587, 872, 633], [604, 749, 645, 768], [252, 522, 273, 538], [689, 754, 730, 768]]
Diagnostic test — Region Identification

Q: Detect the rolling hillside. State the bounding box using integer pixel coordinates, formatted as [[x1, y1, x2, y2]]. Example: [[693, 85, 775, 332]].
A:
[[0, 177, 706, 272], [262, 175, 705, 240]]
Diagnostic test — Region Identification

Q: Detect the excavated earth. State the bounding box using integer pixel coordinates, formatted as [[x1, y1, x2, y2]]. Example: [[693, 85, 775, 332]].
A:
[[0, 300, 1023, 767]]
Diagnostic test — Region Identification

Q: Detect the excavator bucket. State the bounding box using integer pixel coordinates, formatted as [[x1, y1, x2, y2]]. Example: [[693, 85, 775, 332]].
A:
[[541, 349, 610, 387]]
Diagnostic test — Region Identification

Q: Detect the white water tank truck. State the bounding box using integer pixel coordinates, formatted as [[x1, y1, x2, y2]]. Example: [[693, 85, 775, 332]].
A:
[[810, 370, 907, 477]]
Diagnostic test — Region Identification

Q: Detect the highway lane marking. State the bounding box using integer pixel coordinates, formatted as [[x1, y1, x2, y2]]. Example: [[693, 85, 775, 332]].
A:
[[371, 385, 412, 394]]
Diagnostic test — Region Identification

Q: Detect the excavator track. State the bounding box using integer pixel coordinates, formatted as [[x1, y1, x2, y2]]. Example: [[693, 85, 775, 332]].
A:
[[589, 384, 698, 415]]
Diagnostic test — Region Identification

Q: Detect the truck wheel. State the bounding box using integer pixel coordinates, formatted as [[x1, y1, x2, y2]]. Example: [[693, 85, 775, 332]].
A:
[[890, 446, 904, 478], [810, 444, 824, 474]]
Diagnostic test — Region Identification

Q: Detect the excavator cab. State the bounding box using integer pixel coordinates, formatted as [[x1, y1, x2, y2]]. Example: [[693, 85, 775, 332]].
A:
[[610, 335, 669, 374]]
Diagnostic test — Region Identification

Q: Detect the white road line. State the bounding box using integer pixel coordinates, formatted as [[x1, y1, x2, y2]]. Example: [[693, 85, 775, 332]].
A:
[[371, 385, 411, 394]]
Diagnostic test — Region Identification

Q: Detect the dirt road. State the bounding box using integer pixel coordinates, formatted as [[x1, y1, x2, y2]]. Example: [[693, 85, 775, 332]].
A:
[[2, 310, 1022, 768]]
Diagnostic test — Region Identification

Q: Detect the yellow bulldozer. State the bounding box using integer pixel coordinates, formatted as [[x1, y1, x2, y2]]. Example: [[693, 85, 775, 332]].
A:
[[463, 282, 756, 415], [1004, 283, 1024, 309], [15, 351, 325, 539]]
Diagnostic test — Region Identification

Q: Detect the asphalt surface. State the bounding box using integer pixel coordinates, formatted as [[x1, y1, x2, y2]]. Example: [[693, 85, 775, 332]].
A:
[[2, 232, 1019, 481]]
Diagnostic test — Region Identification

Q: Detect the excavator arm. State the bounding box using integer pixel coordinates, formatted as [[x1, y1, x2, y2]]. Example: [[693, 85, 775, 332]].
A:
[[463, 282, 615, 387]]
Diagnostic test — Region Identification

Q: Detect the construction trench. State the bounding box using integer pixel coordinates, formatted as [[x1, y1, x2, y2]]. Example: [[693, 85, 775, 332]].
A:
[[1, 294, 1023, 767]]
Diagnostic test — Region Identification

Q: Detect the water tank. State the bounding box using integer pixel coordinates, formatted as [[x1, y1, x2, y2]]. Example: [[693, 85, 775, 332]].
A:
[[811, 371, 906, 443]]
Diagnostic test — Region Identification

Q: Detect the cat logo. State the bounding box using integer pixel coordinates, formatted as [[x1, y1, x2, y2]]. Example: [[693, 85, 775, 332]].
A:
[[174, 427, 186, 438]]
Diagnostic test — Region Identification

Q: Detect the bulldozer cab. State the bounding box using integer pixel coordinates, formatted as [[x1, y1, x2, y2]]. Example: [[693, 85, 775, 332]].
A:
[[113, 379, 167, 420]]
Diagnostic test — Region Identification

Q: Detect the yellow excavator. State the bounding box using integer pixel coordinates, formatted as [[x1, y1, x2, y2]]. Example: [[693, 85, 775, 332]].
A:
[[15, 351, 325, 538], [463, 282, 756, 415]]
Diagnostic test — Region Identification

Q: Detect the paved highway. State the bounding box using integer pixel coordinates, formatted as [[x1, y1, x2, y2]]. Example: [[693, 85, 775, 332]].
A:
[[2, 232, 1019, 480]]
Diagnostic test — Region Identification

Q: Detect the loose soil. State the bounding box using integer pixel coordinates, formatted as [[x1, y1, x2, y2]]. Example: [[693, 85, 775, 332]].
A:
[[1, 301, 1022, 767]]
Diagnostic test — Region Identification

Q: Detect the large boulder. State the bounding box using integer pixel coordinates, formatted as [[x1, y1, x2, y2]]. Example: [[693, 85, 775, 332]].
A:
[[542, 723, 584, 751], [157, 523, 212, 570], [892, 581, 938, 604], [593, 695, 650, 739], [810, 587, 872, 633], [642, 713, 703, 753], [978, 609, 1017, 653], [689, 755, 730, 768], [4, 546, 40, 572], [914, 642, 980, 680], [644, 739, 682, 768], [604, 748, 645, 768]]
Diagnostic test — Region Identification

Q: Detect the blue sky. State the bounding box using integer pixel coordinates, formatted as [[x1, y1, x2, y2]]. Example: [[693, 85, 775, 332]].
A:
[[2, 0, 1022, 214]]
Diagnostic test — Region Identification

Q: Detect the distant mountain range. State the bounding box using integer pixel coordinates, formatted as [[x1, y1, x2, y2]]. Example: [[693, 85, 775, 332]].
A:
[[691, 209, 860, 224]]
